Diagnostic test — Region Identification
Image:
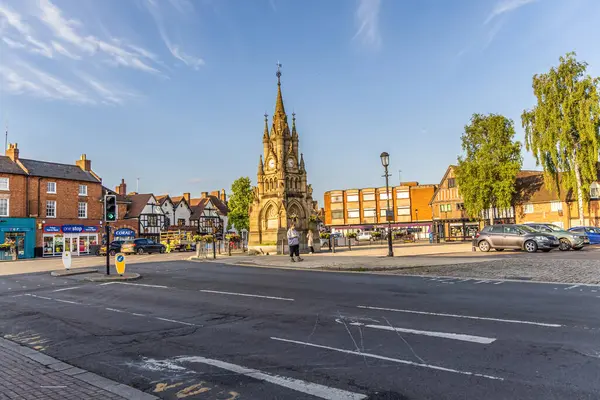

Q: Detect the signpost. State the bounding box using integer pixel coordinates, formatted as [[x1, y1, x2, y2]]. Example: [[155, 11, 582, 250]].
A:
[[62, 250, 72, 270], [115, 253, 126, 275]]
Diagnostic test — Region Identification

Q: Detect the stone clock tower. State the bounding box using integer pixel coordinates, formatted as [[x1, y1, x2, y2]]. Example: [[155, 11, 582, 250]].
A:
[[248, 65, 317, 251]]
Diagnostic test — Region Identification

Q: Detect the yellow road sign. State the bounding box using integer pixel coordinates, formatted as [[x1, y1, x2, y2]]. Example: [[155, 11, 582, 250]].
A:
[[115, 252, 126, 275]]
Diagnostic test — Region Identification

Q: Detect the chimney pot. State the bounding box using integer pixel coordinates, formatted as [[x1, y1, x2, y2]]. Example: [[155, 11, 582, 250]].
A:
[[201, 192, 209, 198], [76, 153, 92, 171], [6, 143, 19, 162], [183, 192, 190, 202]]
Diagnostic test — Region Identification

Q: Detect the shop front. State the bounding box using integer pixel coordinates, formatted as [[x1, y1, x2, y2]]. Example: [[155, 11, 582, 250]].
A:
[[43, 224, 100, 257], [113, 228, 136, 241], [0, 218, 36, 259]]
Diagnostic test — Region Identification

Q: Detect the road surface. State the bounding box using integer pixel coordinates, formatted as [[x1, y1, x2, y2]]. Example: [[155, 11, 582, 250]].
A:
[[1, 260, 599, 399]]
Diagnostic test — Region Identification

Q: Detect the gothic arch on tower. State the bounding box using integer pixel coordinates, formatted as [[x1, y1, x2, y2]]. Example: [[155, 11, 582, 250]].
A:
[[261, 201, 280, 231]]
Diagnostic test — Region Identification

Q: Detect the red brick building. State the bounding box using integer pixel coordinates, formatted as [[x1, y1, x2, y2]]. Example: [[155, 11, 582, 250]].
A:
[[0, 143, 104, 257]]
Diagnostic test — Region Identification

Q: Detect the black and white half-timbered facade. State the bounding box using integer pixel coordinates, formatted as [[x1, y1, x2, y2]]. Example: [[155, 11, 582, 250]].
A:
[[126, 194, 166, 241]]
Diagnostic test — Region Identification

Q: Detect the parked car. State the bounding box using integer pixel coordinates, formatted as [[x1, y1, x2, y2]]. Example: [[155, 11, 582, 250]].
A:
[[121, 238, 166, 255], [524, 223, 587, 250], [568, 226, 600, 244], [356, 232, 373, 241], [97, 241, 124, 256], [474, 224, 559, 253]]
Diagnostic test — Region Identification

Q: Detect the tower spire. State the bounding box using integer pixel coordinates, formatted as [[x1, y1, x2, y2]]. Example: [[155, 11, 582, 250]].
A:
[[300, 153, 305, 171], [258, 155, 264, 175], [291, 112, 298, 139], [274, 62, 285, 117], [263, 112, 269, 142]]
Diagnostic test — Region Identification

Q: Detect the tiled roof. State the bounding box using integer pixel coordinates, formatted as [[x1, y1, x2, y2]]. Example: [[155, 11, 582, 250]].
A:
[[190, 199, 208, 220], [210, 195, 228, 216], [126, 193, 153, 218], [19, 158, 100, 183], [156, 195, 170, 205], [102, 187, 130, 203], [189, 197, 203, 206], [514, 171, 570, 203], [171, 196, 184, 205], [0, 156, 27, 175]]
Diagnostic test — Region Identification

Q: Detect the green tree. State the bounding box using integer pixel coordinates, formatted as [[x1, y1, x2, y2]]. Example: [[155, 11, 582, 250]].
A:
[[456, 114, 523, 224], [228, 177, 253, 232], [522, 52, 600, 226]]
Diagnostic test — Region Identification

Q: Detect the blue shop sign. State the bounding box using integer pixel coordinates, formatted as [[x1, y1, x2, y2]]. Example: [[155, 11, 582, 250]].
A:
[[62, 225, 84, 233], [44, 226, 61, 233], [84, 226, 99, 233], [114, 228, 135, 237]]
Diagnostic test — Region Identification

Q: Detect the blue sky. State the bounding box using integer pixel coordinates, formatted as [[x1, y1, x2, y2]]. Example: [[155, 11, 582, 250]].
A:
[[1, 0, 599, 204]]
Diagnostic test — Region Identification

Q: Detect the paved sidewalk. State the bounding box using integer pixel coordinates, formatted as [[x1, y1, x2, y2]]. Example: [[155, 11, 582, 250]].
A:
[[0, 338, 156, 400]]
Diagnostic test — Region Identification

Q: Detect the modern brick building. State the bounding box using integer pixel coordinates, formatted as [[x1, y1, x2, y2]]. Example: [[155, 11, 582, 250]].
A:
[[323, 182, 437, 239], [0, 144, 104, 258]]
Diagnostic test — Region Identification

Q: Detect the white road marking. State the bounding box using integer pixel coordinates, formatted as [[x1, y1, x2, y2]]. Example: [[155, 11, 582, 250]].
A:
[[100, 282, 168, 288], [132, 313, 146, 317], [40, 386, 67, 389], [53, 299, 82, 305], [474, 280, 489, 284], [493, 281, 504, 285], [357, 305, 562, 327], [155, 317, 199, 327], [336, 320, 495, 344], [270, 337, 503, 381], [564, 285, 580, 290], [25, 294, 52, 300], [176, 355, 367, 399], [52, 286, 82, 292], [105, 308, 124, 313], [200, 289, 294, 301]]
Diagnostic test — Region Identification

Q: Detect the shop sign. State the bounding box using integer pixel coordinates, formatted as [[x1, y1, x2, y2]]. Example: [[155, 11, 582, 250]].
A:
[[62, 225, 84, 233], [114, 228, 135, 237], [83, 226, 99, 233], [44, 226, 61, 233]]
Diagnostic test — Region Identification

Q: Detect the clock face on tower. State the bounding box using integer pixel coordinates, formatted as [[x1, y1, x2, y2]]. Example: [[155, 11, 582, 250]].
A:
[[287, 158, 295, 168], [268, 158, 275, 169]]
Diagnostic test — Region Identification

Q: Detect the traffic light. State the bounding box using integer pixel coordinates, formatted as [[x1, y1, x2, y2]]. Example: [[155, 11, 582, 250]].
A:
[[104, 194, 117, 222]]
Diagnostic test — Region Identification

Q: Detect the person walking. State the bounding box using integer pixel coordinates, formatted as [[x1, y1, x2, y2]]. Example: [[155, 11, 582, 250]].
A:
[[287, 223, 303, 262], [307, 230, 315, 254]]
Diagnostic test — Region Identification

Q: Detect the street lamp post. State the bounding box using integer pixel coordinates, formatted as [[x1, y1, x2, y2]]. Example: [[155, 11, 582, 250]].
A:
[[380, 152, 394, 257]]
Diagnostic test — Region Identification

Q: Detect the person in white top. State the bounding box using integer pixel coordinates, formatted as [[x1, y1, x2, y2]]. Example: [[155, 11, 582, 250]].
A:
[[287, 223, 303, 262]]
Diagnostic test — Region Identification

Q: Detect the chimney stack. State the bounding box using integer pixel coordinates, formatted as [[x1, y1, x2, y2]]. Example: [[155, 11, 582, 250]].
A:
[[201, 192, 209, 199], [210, 190, 219, 198], [76, 154, 91, 171], [6, 143, 19, 162], [220, 189, 226, 202], [115, 179, 127, 196], [183, 192, 190, 202]]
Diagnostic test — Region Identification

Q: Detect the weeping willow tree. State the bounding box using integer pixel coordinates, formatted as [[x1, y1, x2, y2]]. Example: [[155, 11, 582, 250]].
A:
[[522, 52, 600, 226]]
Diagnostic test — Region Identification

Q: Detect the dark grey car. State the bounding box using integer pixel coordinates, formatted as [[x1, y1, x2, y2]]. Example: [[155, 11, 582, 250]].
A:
[[474, 224, 559, 253]]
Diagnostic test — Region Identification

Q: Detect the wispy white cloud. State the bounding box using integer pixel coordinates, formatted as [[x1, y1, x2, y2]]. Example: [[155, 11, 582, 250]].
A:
[[144, 0, 205, 69], [82, 76, 135, 105], [35, 0, 160, 73], [51, 41, 81, 60], [353, 0, 381, 50], [167, 0, 194, 14], [0, 61, 94, 104], [0, 66, 54, 99], [2, 37, 26, 49], [0, 3, 53, 57], [485, 0, 538, 24]]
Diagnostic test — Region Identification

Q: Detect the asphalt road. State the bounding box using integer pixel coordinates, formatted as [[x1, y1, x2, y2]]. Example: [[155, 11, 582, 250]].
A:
[[1, 260, 599, 400]]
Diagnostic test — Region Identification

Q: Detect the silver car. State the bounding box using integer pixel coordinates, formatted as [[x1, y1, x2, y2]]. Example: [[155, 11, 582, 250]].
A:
[[475, 224, 559, 253]]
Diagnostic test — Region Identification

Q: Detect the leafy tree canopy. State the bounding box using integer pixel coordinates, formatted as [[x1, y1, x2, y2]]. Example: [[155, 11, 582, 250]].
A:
[[456, 113, 523, 221], [227, 177, 253, 232], [522, 52, 600, 200]]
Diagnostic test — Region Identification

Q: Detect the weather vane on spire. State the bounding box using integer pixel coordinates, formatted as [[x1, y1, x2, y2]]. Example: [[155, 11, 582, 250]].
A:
[[276, 61, 282, 84]]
